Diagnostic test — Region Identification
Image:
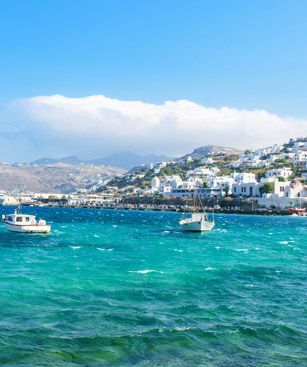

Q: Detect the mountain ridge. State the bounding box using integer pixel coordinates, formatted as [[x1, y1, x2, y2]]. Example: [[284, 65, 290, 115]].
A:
[[31, 151, 173, 170], [180, 145, 242, 159]]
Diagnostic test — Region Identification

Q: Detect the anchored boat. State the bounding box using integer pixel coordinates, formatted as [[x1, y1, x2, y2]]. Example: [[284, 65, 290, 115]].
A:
[[288, 207, 306, 217], [2, 208, 51, 233], [179, 190, 215, 232]]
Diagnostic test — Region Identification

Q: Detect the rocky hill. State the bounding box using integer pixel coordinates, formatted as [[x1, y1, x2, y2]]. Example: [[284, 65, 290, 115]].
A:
[[0, 162, 124, 193], [181, 145, 242, 159]]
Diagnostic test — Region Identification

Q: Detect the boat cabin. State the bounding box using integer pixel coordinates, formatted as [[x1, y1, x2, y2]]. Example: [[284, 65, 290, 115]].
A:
[[3, 214, 37, 225]]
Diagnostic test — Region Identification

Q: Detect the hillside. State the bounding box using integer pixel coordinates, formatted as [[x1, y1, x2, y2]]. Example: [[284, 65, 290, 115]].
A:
[[31, 152, 173, 170], [0, 162, 124, 193], [89, 151, 172, 169], [180, 145, 242, 159]]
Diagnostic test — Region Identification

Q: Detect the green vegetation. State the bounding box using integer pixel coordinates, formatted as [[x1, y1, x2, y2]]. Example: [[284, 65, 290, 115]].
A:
[[223, 184, 230, 196], [159, 164, 186, 179], [259, 182, 274, 195], [271, 158, 292, 168]]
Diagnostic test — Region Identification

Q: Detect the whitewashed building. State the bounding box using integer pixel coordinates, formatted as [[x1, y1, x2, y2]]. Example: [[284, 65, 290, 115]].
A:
[[265, 167, 292, 179], [151, 176, 160, 190], [232, 172, 259, 197], [291, 151, 307, 168]]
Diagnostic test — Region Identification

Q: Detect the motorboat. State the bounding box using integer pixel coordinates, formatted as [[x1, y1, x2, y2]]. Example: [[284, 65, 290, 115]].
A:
[[288, 207, 306, 217], [2, 208, 51, 233], [179, 190, 215, 232]]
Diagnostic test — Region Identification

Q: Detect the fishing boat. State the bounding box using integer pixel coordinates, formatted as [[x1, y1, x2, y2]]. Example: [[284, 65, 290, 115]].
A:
[[179, 190, 215, 232], [2, 208, 51, 233]]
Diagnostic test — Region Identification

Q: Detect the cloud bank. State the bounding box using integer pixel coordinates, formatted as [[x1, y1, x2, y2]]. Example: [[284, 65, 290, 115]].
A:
[[5, 94, 307, 159]]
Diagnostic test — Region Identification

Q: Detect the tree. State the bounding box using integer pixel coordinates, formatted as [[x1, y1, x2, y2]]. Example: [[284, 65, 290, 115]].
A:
[[223, 184, 230, 196], [277, 176, 285, 182], [259, 182, 274, 195]]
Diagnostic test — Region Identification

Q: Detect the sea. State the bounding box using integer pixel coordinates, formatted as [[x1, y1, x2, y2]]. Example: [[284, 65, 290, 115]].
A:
[[0, 207, 306, 367]]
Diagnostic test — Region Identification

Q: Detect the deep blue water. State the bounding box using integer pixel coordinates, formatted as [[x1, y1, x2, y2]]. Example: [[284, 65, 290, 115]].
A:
[[0, 207, 306, 366]]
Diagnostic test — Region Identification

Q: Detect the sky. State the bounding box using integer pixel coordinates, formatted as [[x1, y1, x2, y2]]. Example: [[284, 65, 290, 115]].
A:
[[0, 0, 307, 161]]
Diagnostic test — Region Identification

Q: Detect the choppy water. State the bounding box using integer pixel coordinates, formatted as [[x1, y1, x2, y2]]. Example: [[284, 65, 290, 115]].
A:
[[0, 207, 306, 366]]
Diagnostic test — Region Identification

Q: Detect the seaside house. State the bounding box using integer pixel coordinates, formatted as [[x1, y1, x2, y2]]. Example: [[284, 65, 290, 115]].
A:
[[232, 172, 259, 197], [207, 176, 235, 195], [284, 179, 306, 198], [256, 178, 307, 208]]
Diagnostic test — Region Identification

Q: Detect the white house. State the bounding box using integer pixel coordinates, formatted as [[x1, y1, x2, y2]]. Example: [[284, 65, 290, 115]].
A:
[[259, 178, 290, 198], [284, 180, 306, 198], [233, 172, 257, 183], [207, 176, 235, 195], [160, 175, 182, 190], [291, 151, 307, 168], [265, 167, 292, 179], [232, 182, 260, 197], [185, 156, 194, 163], [200, 157, 214, 165], [232, 172, 259, 197], [151, 176, 160, 190], [256, 178, 307, 208], [187, 167, 213, 178]]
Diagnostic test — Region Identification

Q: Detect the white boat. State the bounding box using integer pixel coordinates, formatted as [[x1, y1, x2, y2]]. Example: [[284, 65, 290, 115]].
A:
[[179, 212, 215, 232], [179, 190, 215, 232], [2, 209, 51, 233]]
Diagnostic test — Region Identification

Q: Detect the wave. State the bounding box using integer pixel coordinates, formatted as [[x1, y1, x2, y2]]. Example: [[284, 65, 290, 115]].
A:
[[128, 270, 164, 274]]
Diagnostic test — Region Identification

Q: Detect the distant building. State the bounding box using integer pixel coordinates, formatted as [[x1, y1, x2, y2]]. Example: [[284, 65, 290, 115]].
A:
[[291, 150, 307, 168], [151, 176, 160, 190], [265, 167, 292, 179], [0, 196, 19, 206]]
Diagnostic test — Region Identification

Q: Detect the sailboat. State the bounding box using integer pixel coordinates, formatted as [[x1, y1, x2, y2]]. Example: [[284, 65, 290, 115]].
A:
[[179, 189, 215, 232]]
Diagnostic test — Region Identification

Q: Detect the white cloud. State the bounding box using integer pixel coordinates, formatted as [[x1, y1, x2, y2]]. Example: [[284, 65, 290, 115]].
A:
[[16, 94, 307, 156]]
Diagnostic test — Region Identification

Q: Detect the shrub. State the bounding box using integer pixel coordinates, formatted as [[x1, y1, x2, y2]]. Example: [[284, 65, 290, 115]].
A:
[[259, 182, 274, 195]]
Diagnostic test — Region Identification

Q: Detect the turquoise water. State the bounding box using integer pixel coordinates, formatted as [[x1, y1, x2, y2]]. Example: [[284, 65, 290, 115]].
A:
[[0, 207, 306, 367]]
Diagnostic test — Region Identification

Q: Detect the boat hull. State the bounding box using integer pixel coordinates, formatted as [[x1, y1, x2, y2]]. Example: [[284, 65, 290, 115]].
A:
[[180, 220, 215, 232], [4, 223, 51, 233]]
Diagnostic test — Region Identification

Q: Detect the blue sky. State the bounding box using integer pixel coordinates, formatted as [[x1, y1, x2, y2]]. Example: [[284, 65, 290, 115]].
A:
[[0, 0, 306, 161]]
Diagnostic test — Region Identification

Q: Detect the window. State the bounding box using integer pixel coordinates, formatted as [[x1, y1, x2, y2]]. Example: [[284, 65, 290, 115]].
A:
[[16, 216, 22, 222], [25, 217, 30, 222]]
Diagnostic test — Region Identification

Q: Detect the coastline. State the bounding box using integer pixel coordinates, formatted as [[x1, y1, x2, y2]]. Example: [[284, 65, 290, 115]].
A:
[[18, 202, 292, 216]]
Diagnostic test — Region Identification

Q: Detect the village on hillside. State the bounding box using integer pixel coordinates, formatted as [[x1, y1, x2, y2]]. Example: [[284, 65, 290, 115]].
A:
[[1, 137, 306, 213]]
